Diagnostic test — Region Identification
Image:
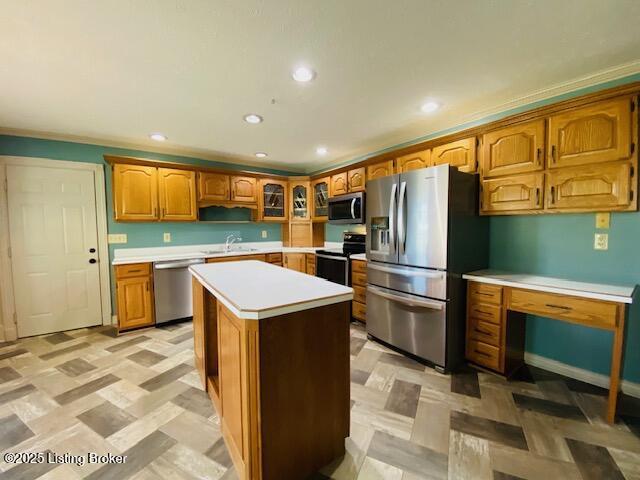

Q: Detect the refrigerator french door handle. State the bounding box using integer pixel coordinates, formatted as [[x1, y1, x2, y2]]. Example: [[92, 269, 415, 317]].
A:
[[398, 181, 407, 255], [367, 262, 445, 278], [367, 285, 444, 310], [389, 183, 397, 253], [350, 197, 356, 219]]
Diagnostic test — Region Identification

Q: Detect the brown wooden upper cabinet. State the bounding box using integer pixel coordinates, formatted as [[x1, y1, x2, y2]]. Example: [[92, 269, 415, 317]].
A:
[[396, 149, 431, 173], [198, 172, 230, 202], [481, 173, 544, 214], [158, 168, 197, 221], [481, 119, 545, 177], [432, 137, 477, 173], [547, 97, 633, 169], [347, 167, 366, 192], [258, 178, 288, 222], [289, 179, 310, 221], [366, 160, 395, 180], [230, 176, 257, 203], [330, 172, 348, 196], [113, 164, 159, 221], [546, 161, 633, 211], [311, 177, 330, 221]]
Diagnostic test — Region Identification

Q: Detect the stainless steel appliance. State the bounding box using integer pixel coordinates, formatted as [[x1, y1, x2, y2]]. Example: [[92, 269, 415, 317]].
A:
[[328, 192, 365, 224], [366, 164, 488, 372], [316, 232, 366, 286], [153, 258, 205, 324]]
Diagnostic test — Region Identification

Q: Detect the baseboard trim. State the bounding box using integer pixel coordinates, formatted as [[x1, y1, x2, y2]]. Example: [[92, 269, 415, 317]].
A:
[[524, 352, 640, 399]]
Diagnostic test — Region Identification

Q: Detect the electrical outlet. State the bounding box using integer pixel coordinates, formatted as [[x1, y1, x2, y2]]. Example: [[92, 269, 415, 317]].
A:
[[594, 233, 609, 250], [261, 230, 268, 239], [595, 213, 610, 229], [163, 232, 171, 243], [107, 234, 127, 244]]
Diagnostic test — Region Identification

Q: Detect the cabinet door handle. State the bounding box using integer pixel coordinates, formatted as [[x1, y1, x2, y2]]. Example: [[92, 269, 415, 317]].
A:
[[550, 145, 556, 163], [537, 148, 542, 164], [550, 186, 556, 204], [536, 188, 540, 206]]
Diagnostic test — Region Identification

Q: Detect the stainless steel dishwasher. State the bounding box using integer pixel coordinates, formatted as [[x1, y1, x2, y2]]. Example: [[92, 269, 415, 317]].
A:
[[153, 258, 205, 325]]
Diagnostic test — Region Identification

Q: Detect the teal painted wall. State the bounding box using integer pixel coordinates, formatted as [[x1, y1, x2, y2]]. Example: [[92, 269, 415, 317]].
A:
[[0, 135, 293, 311], [490, 213, 640, 383]]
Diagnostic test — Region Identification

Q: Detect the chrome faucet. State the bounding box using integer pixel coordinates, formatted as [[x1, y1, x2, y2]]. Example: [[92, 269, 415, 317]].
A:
[[225, 234, 242, 251]]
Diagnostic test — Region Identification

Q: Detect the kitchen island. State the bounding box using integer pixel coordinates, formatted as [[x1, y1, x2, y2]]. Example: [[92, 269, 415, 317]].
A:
[[189, 260, 353, 480]]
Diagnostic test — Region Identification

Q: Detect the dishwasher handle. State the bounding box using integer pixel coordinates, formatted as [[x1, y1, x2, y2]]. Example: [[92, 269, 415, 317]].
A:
[[154, 258, 205, 270]]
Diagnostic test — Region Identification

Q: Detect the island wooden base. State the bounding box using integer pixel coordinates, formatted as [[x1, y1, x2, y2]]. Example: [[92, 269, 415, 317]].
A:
[[192, 278, 350, 480]]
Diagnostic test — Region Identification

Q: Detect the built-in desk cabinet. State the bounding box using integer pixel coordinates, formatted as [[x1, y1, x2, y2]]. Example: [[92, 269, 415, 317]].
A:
[[115, 263, 155, 331]]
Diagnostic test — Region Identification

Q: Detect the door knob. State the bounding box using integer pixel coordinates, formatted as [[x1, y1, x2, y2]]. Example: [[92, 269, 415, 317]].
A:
[[89, 248, 96, 253], [89, 259, 97, 264]]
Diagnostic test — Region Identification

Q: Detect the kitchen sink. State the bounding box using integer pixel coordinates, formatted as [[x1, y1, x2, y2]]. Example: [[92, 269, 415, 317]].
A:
[[200, 246, 259, 254]]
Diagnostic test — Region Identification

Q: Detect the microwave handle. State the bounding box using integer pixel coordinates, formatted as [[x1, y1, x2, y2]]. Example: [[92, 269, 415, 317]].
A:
[[389, 183, 397, 253], [350, 197, 356, 219]]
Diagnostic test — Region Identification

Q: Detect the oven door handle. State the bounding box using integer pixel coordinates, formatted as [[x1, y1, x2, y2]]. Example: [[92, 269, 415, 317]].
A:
[[315, 253, 348, 262], [367, 262, 445, 278], [367, 285, 444, 310]]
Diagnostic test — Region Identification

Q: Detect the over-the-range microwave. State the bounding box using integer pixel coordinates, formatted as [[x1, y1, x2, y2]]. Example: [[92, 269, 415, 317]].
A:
[[328, 192, 365, 224]]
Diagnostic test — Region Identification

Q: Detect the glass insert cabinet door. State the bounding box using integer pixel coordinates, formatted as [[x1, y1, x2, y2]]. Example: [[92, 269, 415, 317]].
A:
[[262, 182, 286, 219], [291, 183, 309, 219], [313, 181, 329, 218]]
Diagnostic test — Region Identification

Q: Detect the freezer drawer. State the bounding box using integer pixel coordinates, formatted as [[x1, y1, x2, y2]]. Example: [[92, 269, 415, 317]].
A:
[[367, 261, 447, 300], [366, 285, 447, 367]]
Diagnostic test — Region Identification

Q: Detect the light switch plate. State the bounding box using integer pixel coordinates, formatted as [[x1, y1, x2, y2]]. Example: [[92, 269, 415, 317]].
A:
[[595, 213, 610, 229], [107, 234, 127, 244], [163, 233, 171, 243], [261, 230, 268, 239], [594, 233, 609, 250]]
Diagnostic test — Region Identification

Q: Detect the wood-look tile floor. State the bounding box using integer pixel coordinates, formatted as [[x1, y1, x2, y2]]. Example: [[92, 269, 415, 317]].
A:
[[0, 321, 639, 479]]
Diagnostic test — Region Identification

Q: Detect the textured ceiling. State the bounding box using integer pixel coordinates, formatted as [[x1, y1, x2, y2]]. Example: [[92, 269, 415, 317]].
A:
[[1, 0, 640, 172]]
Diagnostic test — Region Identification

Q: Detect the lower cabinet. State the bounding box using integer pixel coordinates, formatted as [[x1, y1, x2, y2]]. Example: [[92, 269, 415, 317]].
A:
[[305, 254, 316, 275], [351, 260, 367, 322], [115, 263, 155, 331], [207, 254, 267, 263], [284, 253, 306, 272], [465, 281, 504, 373], [481, 173, 544, 214], [266, 252, 283, 266]]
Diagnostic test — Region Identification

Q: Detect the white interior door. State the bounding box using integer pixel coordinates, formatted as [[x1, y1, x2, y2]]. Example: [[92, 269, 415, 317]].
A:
[[7, 165, 102, 337]]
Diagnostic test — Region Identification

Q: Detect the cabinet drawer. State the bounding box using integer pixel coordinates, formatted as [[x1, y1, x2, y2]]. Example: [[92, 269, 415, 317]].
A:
[[351, 260, 367, 274], [467, 340, 501, 371], [266, 253, 282, 263], [508, 289, 619, 330], [352, 271, 367, 287], [469, 282, 502, 305], [352, 301, 366, 321], [468, 303, 501, 325], [468, 317, 501, 347], [353, 285, 366, 304], [115, 263, 152, 279]]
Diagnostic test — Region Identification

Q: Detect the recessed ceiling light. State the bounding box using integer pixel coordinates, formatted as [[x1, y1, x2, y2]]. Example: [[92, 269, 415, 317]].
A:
[[316, 146, 328, 155], [149, 133, 167, 141], [292, 66, 315, 83], [255, 152, 268, 158], [421, 101, 440, 113], [244, 114, 263, 124]]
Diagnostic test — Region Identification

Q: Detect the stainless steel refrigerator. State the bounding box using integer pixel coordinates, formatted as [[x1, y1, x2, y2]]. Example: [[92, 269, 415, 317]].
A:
[[365, 164, 488, 372]]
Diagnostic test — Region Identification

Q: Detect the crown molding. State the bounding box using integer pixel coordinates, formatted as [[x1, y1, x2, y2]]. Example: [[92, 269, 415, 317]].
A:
[[0, 127, 303, 174]]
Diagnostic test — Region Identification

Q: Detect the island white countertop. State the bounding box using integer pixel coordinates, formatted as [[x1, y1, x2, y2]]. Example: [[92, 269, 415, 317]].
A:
[[112, 242, 341, 265], [189, 260, 354, 319], [463, 270, 636, 304]]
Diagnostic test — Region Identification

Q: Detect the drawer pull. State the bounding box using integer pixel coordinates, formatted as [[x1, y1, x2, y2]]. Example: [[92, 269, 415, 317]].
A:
[[475, 292, 494, 297], [474, 309, 492, 315], [128, 269, 142, 273], [475, 327, 492, 335], [475, 349, 491, 358], [545, 303, 572, 310]]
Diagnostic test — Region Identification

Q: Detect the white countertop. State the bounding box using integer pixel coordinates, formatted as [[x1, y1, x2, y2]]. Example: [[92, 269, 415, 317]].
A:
[[350, 253, 367, 261], [189, 261, 353, 319], [111, 242, 341, 265], [463, 270, 636, 304]]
